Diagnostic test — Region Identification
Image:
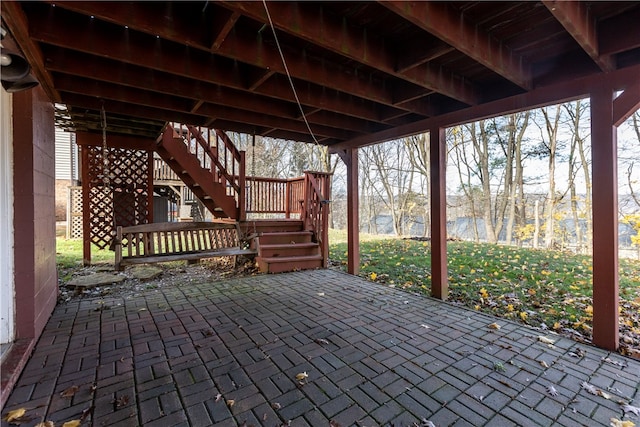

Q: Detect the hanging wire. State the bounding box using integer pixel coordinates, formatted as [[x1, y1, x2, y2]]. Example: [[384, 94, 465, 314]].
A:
[[262, 0, 320, 146], [100, 102, 109, 188]]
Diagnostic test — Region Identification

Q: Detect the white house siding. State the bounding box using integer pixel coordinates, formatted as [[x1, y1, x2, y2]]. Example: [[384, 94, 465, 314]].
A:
[[0, 88, 15, 346], [55, 126, 77, 181]]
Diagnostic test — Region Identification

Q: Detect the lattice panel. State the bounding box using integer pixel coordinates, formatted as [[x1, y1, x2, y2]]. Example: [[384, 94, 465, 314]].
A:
[[69, 186, 83, 239], [86, 146, 151, 250]]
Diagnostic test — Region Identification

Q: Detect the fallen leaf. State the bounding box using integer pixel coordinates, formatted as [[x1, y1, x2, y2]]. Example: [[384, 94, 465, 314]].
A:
[[35, 422, 55, 427], [215, 394, 223, 402], [598, 390, 612, 400], [602, 357, 628, 368], [329, 421, 342, 427], [271, 402, 282, 410], [546, 385, 558, 396], [538, 336, 555, 345], [4, 408, 26, 422], [114, 395, 129, 408], [488, 322, 501, 330], [421, 419, 436, 427], [80, 405, 94, 422], [226, 399, 235, 408], [540, 360, 550, 368], [610, 419, 635, 427], [60, 385, 79, 398], [622, 404, 640, 416], [295, 372, 308, 381], [62, 420, 81, 427], [314, 338, 329, 345], [581, 381, 599, 395]]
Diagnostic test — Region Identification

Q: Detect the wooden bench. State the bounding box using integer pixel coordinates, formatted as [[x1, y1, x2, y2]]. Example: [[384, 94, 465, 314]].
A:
[[114, 221, 256, 270]]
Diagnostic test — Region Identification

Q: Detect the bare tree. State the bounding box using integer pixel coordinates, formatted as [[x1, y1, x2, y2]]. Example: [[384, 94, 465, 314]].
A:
[[362, 141, 414, 236], [564, 99, 591, 253], [537, 105, 565, 249], [404, 133, 431, 237], [449, 126, 481, 241]]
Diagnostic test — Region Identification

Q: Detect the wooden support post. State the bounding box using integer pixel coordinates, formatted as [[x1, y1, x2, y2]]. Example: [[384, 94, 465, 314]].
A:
[[591, 86, 619, 351], [239, 150, 246, 221], [147, 151, 154, 223], [430, 127, 448, 300], [339, 149, 360, 275], [81, 146, 91, 266]]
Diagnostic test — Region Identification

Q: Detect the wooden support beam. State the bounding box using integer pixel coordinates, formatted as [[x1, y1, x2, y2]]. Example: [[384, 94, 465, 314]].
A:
[[28, 8, 420, 122], [0, 1, 60, 102], [590, 86, 619, 351], [338, 149, 360, 275], [381, 1, 531, 90], [543, 0, 615, 72], [211, 10, 240, 51], [330, 64, 640, 152], [429, 128, 448, 300], [218, 1, 479, 106], [613, 82, 640, 127]]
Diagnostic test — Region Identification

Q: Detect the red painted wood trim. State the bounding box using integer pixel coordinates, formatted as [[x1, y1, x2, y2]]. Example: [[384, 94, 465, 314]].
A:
[[430, 128, 448, 300], [591, 86, 619, 351]]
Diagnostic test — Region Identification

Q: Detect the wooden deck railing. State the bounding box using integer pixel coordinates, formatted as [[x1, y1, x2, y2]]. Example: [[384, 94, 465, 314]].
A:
[[301, 171, 331, 268], [153, 157, 180, 182], [157, 124, 330, 245], [245, 176, 305, 217]]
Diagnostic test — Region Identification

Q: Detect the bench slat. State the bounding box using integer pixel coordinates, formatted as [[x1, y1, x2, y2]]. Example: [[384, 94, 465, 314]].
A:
[[114, 221, 255, 270]]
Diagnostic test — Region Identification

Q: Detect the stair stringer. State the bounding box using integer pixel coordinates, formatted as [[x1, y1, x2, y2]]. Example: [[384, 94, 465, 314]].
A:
[[156, 128, 238, 219]]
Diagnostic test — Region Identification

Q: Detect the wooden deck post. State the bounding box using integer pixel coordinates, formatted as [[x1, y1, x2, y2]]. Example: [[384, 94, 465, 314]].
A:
[[81, 145, 91, 266], [430, 127, 448, 300], [239, 150, 246, 221], [591, 81, 640, 350], [591, 85, 619, 351], [338, 149, 359, 275]]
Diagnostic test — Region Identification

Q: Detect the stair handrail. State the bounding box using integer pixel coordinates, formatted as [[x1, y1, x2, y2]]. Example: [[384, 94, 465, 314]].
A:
[[167, 122, 246, 219], [301, 171, 331, 268]]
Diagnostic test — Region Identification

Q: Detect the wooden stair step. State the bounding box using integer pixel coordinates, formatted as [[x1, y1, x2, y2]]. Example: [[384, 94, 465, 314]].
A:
[[256, 254, 323, 274], [258, 242, 320, 258], [257, 231, 313, 244]]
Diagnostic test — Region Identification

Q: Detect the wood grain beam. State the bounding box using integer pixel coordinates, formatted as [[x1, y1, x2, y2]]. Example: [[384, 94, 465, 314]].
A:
[[613, 81, 640, 127], [44, 49, 385, 134], [60, 92, 207, 126], [599, 8, 640, 55], [0, 2, 60, 102], [219, 1, 479, 105], [396, 43, 455, 74], [55, 74, 359, 140], [27, 7, 431, 120], [380, 1, 532, 90], [330, 63, 640, 151], [543, 0, 615, 72], [211, 10, 240, 51]]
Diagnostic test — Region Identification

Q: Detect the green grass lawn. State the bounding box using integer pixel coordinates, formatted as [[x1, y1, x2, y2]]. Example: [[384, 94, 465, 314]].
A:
[[56, 239, 114, 281], [328, 231, 640, 357]]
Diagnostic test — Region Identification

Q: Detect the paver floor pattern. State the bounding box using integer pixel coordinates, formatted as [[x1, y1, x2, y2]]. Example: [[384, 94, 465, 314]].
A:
[[2, 270, 639, 426]]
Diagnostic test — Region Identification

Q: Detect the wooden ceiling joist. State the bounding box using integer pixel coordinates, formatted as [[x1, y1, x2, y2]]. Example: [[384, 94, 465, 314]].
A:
[[543, 0, 615, 72], [380, 1, 532, 91]]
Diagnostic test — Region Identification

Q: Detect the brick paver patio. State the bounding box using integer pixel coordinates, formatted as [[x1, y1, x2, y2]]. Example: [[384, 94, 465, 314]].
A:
[[2, 269, 639, 426]]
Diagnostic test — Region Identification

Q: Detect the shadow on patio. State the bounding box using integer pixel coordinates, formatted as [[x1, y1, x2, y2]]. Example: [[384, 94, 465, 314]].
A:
[[2, 269, 639, 427]]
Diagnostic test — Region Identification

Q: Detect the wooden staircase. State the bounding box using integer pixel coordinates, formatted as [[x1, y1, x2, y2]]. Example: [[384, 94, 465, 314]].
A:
[[154, 122, 330, 273], [245, 220, 324, 273], [155, 124, 242, 219]]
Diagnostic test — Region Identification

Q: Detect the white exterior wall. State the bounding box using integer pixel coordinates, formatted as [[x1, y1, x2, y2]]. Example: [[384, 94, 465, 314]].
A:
[[0, 88, 15, 345]]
